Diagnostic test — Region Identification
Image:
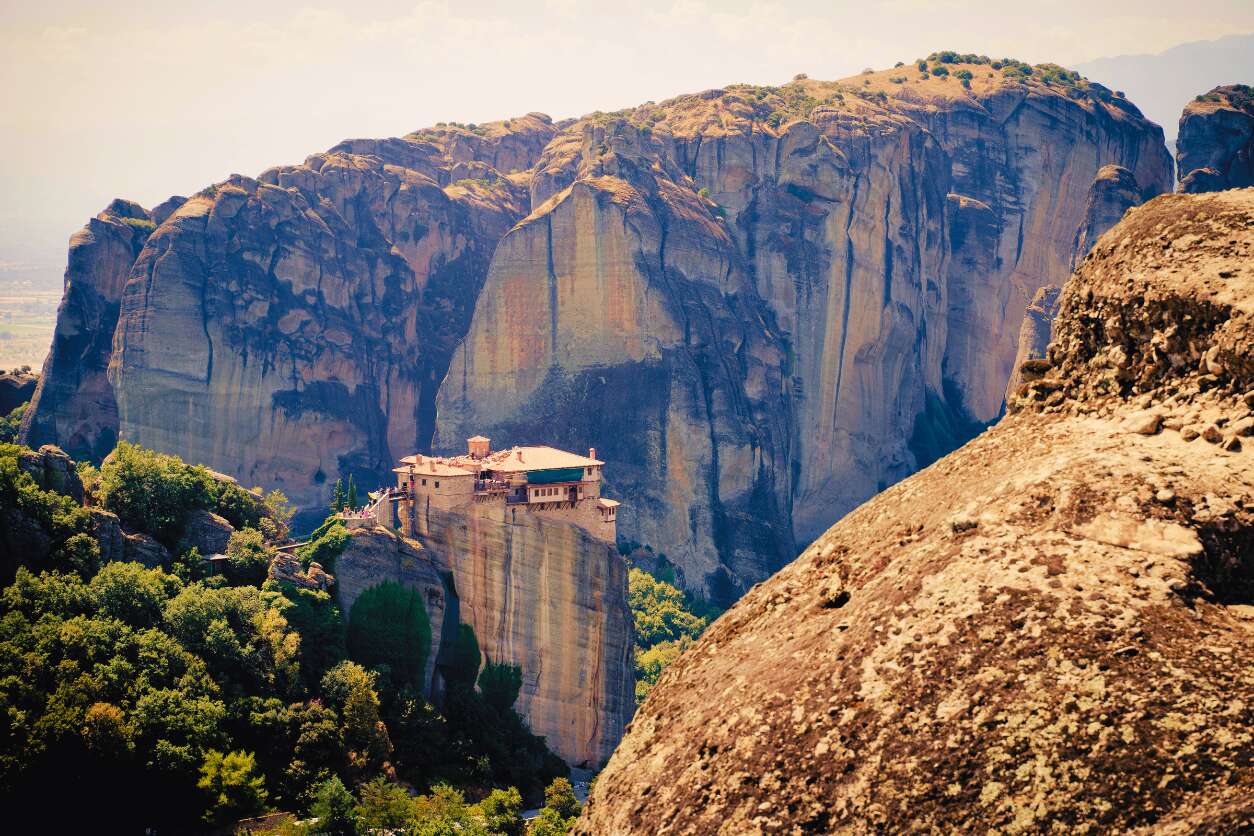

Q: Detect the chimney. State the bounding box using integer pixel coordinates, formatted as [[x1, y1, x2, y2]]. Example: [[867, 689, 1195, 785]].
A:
[[415, 454, 423, 464], [517, 449, 524, 462], [589, 447, 596, 460]]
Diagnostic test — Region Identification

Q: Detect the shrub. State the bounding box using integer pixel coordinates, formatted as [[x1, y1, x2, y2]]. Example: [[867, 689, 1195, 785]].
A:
[[931, 65, 949, 77], [0, 403, 26, 444], [916, 60, 927, 72]]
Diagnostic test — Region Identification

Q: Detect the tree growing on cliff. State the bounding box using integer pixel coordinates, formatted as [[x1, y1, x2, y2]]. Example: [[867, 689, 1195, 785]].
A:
[[347, 581, 432, 692], [477, 659, 523, 715], [346, 475, 358, 511], [331, 479, 346, 513]]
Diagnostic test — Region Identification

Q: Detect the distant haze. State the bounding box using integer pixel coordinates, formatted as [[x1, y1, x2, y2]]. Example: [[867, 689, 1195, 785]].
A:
[[1076, 33, 1254, 146], [3, 1, 1253, 286]]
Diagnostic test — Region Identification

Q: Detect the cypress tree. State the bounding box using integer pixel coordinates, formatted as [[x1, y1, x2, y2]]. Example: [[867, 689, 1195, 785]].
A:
[[346, 475, 358, 511], [331, 479, 346, 513]]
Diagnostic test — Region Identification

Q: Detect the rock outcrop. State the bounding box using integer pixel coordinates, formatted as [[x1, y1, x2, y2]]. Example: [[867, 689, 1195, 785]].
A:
[[0, 370, 37, 416], [269, 551, 334, 592], [21, 200, 163, 460], [577, 189, 1254, 833], [437, 65, 1171, 599], [1177, 84, 1254, 193], [1003, 164, 1149, 401], [178, 508, 234, 556], [333, 527, 449, 710], [411, 505, 634, 768], [28, 60, 1172, 599], [16, 444, 84, 504]]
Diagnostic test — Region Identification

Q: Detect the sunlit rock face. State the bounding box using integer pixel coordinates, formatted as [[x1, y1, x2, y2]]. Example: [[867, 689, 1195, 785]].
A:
[[577, 188, 1254, 835], [29, 66, 1171, 600], [413, 505, 633, 769], [1177, 84, 1254, 193], [437, 70, 1171, 600]]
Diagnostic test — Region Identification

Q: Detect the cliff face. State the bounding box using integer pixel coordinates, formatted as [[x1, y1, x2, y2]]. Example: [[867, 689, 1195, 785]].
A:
[[1177, 84, 1254, 193], [437, 66, 1171, 598], [21, 199, 162, 460], [412, 504, 633, 769], [1002, 164, 1149, 401], [25, 116, 556, 519], [333, 527, 449, 701], [576, 189, 1254, 834], [27, 62, 1171, 600]]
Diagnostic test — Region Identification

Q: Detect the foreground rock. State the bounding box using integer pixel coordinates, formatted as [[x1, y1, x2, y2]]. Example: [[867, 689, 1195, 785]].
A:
[[577, 190, 1254, 832], [1177, 84, 1254, 193]]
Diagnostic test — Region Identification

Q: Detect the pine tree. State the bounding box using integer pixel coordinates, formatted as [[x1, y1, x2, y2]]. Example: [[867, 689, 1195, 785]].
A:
[[346, 475, 358, 511], [331, 479, 346, 513]]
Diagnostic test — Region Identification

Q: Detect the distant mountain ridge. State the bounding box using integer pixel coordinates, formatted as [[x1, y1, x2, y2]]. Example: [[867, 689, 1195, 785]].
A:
[[1076, 33, 1254, 146]]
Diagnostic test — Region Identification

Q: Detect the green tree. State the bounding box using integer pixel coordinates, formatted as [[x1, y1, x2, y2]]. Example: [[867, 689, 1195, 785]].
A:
[[321, 661, 393, 779], [543, 777, 580, 819], [98, 441, 217, 546], [347, 581, 431, 691], [0, 403, 27, 444], [225, 527, 272, 586], [346, 475, 358, 511], [530, 807, 573, 836], [627, 569, 708, 649], [476, 786, 523, 835], [331, 479, 346, 514], [297, 517, 350, 573], [477, 659, 522, 715], [197, 749, 268, 825], [447, 623, 482, 688], [310, 775, 358, 835], [355, 776, 415, 830]]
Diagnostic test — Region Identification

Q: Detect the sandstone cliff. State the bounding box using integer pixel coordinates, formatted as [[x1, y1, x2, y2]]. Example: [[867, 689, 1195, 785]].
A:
[[24, 117, 557, 522], [577, 189, 1254, 833], [437, 62, 1171, 599], [27, 59, 1171, 600], [411, 504, 633, 768], [333, 527, 449, 702], [20, 199, 164, 460], [1177, 84, 1254, 193]]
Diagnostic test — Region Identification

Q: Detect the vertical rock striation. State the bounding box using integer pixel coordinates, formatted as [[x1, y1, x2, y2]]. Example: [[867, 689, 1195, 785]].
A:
[[1177, 84, 1254, 193], [577, 188, 1254, 835], [438, 66, 1171, 599], [29, 61, 1172, 599], [412, 504, 633, 768]]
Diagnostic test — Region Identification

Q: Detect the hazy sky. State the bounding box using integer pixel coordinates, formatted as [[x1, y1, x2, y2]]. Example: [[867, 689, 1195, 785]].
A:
[[4, 0, 1254, 277]]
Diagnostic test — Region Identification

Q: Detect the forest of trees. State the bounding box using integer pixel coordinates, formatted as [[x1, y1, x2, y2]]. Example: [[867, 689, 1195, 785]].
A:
[[0, 440, 572, 832]]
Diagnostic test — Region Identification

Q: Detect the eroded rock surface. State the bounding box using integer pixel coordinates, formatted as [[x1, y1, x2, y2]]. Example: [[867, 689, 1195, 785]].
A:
[[438, 67, 1170, 598], [0, 370, 37, 416], [29, 63, 1170, 598], [413, 505, 634, 769], [333, 527, 449, 704], [1177, 85, 1254, 193], [577, 189, 1254, 833]]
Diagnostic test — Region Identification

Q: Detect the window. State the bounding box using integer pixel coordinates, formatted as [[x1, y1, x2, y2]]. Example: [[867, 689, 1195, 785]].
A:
[[435, 481, 440, 488], [421, 479, 427, 486]]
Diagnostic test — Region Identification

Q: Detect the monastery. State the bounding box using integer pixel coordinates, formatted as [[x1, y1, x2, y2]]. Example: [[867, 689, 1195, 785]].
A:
[[346, 435, 620, 543]]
